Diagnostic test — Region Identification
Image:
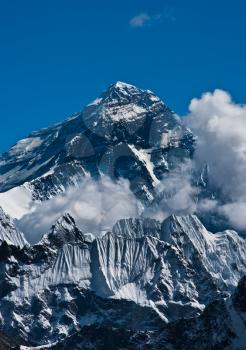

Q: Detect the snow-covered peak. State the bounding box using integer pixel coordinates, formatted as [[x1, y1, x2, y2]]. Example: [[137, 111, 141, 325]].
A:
[[96, 81, 161, 108], [40, 213, 85, 248], [112, 217, 161, 239], [83, 81, 167, 138], [1, 213, 246, 345], [0, 207, 28, 247], [161, 214, 212, 249], [0, 82, 194, 204], [161, 214, 246, 289], [105, 81, 146, 96], [114, 81, 134, 88], [100, 81, 159, 103], [111, 81, 138, 90]]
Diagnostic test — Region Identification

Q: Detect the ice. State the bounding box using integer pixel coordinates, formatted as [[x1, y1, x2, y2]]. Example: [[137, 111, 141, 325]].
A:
[[0, 184, 32, 219], [0, 207, 28, 247], [129, 145, 160, 186], [9, 137, 42, 157]]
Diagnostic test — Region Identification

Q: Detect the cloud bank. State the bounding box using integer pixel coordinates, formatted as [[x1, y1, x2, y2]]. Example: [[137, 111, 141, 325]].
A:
[[18, 177, 141, 243], [186, 89, 246, 230]]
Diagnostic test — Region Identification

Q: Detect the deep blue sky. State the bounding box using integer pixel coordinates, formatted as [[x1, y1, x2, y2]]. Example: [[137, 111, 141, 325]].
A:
[[0, 0, 245, 152]]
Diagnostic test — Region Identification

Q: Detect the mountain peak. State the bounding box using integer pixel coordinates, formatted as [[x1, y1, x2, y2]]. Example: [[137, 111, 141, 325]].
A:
[[111, 81, 137, 90], [97, 80, 151, 103], [0, 206, 28, 247], [41, 213, 85, 248], [85, 81, 149, 110], [83, 80, 166, 140], [0, 81, 194, 203], [160, 214, 212, 252]]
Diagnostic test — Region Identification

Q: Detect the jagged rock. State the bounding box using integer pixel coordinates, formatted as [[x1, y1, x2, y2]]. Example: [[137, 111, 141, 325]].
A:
[[0, 207, 28, 248], [161, 214, 246, 291], [0, 214, 245, 346], [233, 275, 246, 312], [0, 82, 194, 208], [0, 82, 245, 348], [41, 213, 85, 249], [112, 217, 161, 239], [50, 276, 246, 350]]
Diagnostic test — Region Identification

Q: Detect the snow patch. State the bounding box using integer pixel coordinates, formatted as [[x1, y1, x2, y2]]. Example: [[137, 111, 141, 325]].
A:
[[9, 137, 42, 157], [87, 97, 103, 107], [0, 185, 33, 219], [129, 145, 160, 186], [112, 282, 148, 306]]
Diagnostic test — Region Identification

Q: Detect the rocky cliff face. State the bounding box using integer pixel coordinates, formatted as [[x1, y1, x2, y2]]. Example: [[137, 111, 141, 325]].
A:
[[0, 82, 194, 208], [0, 82, 245, 349], [0, 209, 245, 347], [0, 207, 28, 247], [51, 276, 246, 350]]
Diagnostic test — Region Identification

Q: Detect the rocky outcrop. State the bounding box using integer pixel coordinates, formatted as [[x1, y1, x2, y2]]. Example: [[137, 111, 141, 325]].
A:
[[0, 213, 245, 346]]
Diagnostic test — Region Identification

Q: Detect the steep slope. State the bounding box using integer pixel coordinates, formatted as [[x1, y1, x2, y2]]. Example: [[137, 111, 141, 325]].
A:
[[112, 217, 161, 239], [50, 276, 246, 350], [40, 213, 85, 249], [0, 82, 194, 213], [161, 214, 246, 289], [0, 331, 31, 349], [0, 213, 245, 346], [0, 207, 28, 247]]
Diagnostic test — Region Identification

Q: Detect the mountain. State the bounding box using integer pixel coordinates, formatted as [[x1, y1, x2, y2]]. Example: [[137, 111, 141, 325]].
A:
[[0, 82, 194, 217], [50, 276, 246, 350], [0, 207, 28, 248], [0, 331, 31, 349], [0, 211, 245, 347], [0, 82, 245, 349]]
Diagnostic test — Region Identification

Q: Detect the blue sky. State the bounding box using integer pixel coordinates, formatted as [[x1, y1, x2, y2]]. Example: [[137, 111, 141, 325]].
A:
[[0, 0, 245, 152]]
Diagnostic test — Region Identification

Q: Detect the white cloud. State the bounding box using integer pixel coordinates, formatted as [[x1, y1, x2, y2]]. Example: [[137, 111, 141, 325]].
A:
[[130, 13, 151, 27], [144, 161, 198, 221], [14, 89, 246, 239], [17, 176, 141, 243], [186, 89, 246, 230], [219, 202, 246, 230]]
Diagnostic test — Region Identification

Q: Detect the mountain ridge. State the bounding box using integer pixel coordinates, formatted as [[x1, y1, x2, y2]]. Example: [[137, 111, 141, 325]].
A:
[[0, 207, 245, 346], [0, 82, 245, 349], [0, 82, 194, 213]]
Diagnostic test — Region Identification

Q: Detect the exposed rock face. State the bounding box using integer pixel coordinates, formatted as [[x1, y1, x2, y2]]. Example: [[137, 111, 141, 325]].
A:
[[112, 217, 161, 239], [0, 207, 28, 248], [0, 331, 31, 349], [0, 212, 245, 347], [0, 82, 194, 206], [40, 213, 85, 249], [0, 82, 245, 349], [233, 275, 246, 312], [48, 276, 246, 350]]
